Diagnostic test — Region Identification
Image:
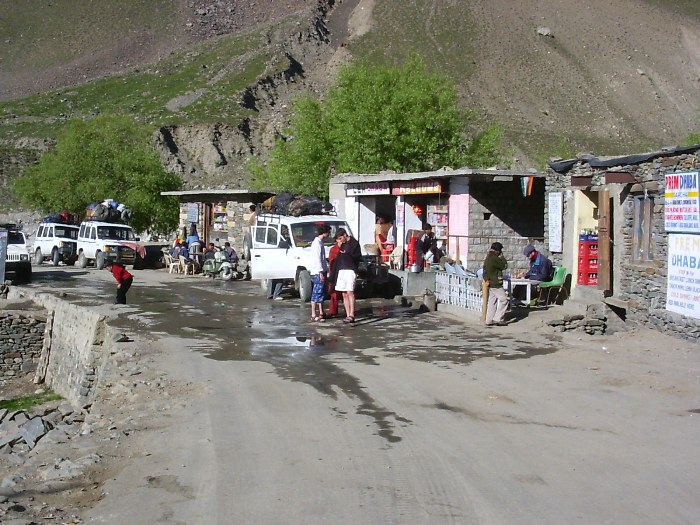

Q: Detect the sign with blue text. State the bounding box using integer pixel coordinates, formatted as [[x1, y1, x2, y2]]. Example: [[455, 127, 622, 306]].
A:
[[666, 233, 700, 319], [665, 171, 700, 233]]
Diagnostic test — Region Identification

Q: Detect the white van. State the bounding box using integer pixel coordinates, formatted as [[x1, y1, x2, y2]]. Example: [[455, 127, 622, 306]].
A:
[[33, 222, 79, 266], [250, 214, 352, 301], [77, 220, 137, 269], [2, 225, 32, 283]]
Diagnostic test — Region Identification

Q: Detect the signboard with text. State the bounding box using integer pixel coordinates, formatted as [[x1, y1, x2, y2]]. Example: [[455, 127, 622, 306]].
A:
[[548, 192, 563, 253], [666, 233, 700, 319], [392, 180, 442, 195], [665, 171, 700, 233], [346, 182, 391, 196]]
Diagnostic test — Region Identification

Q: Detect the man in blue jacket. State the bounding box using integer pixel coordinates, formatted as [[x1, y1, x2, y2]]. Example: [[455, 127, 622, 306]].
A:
[[522, 244, 554, 282]]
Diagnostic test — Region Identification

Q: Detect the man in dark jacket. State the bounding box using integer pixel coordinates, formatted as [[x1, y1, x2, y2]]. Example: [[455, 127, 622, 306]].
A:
[[521, 244, 554, 282], [333, 228, 362, 324], [483, 242, 509, 326]]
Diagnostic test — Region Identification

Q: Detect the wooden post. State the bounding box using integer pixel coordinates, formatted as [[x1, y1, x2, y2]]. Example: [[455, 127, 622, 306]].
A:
[[597, 189, 611, 293], [481, 280, 489, 322]]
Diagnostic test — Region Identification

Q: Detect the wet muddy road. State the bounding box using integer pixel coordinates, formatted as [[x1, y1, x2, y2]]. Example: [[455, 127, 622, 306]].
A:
[[28, 267, 700, 524]]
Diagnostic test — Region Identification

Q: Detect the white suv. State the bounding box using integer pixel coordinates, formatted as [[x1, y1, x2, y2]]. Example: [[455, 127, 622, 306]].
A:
[[33, 222, 79, 266], [250, 214, 352, 301], [2, 225, 32, 283], [77, 220, 137, 269]]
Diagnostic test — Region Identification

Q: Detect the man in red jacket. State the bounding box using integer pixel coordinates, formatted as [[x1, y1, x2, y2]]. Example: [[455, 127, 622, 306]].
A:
[[105, 261, 133, 305]]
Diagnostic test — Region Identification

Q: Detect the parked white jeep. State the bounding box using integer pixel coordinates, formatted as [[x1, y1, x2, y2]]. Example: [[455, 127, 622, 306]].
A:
[[2, 225, 32, 283], [77, 220, 137, 269], [250, 214, 352, 301], [33, 222, 79, 266]]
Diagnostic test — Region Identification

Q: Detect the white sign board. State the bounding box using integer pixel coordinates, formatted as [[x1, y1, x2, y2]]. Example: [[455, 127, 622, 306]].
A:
[[346, 182, 390, 196], [666, 233, 700, 319], [548, 192, 563, 253], [665, 171, 700, 233]]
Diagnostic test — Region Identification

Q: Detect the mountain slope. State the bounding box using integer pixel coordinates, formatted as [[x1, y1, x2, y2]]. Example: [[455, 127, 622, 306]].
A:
[[1, 0, 699, 207]]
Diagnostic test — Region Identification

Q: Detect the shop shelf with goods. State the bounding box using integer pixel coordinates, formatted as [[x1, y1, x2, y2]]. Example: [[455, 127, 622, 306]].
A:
[[427, 204, 448, 240], [213, 203, 228, 233]]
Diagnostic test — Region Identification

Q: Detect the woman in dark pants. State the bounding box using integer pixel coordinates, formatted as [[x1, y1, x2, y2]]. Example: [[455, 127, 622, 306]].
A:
[[105, 261, 133, 304]]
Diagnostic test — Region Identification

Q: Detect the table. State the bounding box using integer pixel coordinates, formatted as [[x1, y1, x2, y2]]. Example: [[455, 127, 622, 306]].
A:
[[507, 278, 541, 306]]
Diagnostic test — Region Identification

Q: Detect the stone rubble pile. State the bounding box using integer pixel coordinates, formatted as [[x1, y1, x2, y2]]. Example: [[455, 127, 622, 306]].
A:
[[547, 313, 607, 335], [0, 401, 85, 456]]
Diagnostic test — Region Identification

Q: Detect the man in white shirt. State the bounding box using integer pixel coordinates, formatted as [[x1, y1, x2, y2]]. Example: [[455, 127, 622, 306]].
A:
[[309, 225, 331, 321]]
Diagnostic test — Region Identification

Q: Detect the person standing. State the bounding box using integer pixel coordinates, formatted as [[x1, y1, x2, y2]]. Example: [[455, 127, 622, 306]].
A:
[[105, 261, 133, 305], [483, 242, 509, 326], [327, 230, 344, 318], [309, 225, 331, 321], [334, 228, 362, 324]]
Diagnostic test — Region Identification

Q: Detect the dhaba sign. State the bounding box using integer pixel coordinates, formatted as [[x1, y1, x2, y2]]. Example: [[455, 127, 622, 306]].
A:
[[665, 171, 700, 233]]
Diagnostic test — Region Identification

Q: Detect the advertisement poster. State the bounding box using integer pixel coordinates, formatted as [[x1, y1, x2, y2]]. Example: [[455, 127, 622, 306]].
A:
[[548, 192, 563, 253], [665, 171, 700, 233], [448, 193, 469, 237], [666, 233, 700, 319]]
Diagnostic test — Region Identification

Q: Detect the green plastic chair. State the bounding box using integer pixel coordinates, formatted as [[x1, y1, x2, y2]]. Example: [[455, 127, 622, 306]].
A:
[[538, 266, 568, 305]]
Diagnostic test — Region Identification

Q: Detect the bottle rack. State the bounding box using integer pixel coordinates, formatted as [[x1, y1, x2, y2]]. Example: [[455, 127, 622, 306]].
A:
[[577, 233, 598, 285]]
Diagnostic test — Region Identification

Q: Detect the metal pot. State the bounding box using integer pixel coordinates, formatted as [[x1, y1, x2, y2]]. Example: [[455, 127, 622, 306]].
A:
[[409, 263, 423, 273]]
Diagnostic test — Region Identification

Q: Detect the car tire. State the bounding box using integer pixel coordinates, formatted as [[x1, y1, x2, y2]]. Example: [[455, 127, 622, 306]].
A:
[[78, 252, 88, 268], [298, 270, 312, 302], [96, 252, 106, 270], [51, 248, 60, 266], [34, 248, 43, 266]]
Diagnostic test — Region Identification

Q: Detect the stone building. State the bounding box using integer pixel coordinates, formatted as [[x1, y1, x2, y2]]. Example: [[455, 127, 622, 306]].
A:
[[545, 144, 700, 341]]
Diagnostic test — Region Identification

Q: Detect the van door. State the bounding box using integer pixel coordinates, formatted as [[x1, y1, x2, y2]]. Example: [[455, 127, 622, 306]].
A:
[[250, 224, 296, 279], [84, 225, 98, 259]]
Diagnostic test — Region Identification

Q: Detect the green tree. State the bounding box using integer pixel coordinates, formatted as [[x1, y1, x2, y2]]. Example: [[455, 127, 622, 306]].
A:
[[251, 55, 504, 197], [13, 115, 181, 235]]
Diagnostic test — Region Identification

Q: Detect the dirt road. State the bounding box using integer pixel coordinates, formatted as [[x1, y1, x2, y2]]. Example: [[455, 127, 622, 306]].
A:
[[4, 266, 700, 524]]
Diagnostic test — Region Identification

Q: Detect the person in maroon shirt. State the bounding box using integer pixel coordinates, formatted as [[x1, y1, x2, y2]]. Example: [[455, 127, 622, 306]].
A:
[[105, 261, 133, 304]]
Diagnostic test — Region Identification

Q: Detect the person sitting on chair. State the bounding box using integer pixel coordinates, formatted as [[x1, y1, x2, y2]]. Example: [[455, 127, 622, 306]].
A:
[[520, 244, 554, 282], [424, 241, 445, 264]]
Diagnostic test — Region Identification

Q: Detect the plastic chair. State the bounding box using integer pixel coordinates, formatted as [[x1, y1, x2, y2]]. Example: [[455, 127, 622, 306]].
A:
[[454, 264, 468, 277], [389, 245, 404, 269], [538, 266, 568, 305], [179, 255, 196, 275], [164, 253, 180, 274]]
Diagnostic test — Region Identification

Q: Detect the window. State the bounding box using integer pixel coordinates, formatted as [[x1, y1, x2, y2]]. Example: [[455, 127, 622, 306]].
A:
[[38, 226, 45, 237], [632, 196, 653, 262]]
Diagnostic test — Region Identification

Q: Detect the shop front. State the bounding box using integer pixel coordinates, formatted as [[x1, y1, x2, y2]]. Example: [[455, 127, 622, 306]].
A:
[[161, 189, 273, 252], [330, 168, 546, 295]]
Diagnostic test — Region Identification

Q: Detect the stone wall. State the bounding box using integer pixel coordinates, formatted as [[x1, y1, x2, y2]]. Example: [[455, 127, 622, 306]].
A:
[[546, 149, 700, 342], [177, 200, 253, 253], [0, 312, 47, 376], [6, 289, 120, 406], [467, 178, 545, 274]]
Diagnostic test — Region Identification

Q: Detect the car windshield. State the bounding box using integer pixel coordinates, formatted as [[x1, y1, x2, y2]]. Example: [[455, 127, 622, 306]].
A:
[[7, 232, 25, 244], [55, 226, 78, 239], [292, 221, 348, 247], [97, 226, 135, 241]]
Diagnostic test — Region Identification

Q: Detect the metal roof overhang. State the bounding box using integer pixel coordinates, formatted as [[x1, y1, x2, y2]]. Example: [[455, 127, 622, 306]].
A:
[[331, 167, 544, 185]]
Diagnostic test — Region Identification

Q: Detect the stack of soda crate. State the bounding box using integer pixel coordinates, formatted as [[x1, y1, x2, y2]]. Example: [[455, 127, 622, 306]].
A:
[[577, 233, 599, 285]]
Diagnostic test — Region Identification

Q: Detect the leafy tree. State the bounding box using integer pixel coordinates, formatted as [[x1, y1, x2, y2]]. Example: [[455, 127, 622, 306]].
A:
[[13, 115, 181, 235], [683, 131, 700, 146], [251, 54, 504, 197]]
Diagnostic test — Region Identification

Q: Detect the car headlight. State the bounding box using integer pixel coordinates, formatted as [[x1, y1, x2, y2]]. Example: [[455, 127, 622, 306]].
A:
[[20, 254, 29, 261]]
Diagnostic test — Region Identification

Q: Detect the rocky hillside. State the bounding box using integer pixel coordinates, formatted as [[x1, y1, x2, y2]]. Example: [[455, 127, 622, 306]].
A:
[[1, 0, 699, 206]]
